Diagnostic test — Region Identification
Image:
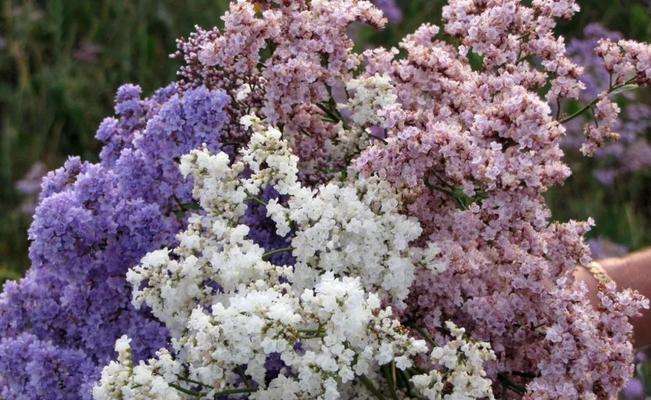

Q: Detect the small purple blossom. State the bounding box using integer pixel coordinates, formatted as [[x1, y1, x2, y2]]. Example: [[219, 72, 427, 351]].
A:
[[622, 377, 645, 398], [372, 0, 402, 24], [588, 238, 628, 260]]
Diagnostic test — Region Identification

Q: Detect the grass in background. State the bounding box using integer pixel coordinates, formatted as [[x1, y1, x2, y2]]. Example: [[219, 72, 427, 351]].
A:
[[0, 0, 229, 280], [547, 152, 651, 249]]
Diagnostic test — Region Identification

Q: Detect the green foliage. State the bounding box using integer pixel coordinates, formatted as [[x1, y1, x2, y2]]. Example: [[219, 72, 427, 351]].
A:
[[547, 154, 651, 250], [558, 0, 651, 40], [0, 0, 229, 282], [354, 0, 443, 49]]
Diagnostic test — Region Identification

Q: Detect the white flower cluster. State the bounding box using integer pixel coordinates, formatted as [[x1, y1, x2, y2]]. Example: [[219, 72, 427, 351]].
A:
[[93, 336, 181, 400], [94, 116, 494, 400], [318, 74, 403, 171], [177, 271, 431, 399], [339, 74, 399, 128], [267, 175, 446, 306], [411, 322, 496, 400]]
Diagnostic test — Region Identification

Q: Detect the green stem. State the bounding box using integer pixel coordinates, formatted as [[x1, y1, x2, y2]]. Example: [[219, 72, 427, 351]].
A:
[[213, 387, 258, 396], [497, 373, 526, 395], [317, 100, 350, 130], [172, 195, 200, 212], [169, 383, 203, 397], [261, 247, 294, 261], [235, 366, 254, 388], [400, 369, 426, 399], [171, 383, 258, 398], [359, 374, 387, 400], [412, 326, 438, 348], [176, 374, 207, 387], [297, 326, 326, 338], [424, 171, 476, 211], [388, 362, 400, 400], [559, 77, 637, 124], [173, 195, 188, 212], [317, 102, 340, 123], [171, 376, 257, 398], [558, 98, 601, 124], [244, 190, 267, 207]]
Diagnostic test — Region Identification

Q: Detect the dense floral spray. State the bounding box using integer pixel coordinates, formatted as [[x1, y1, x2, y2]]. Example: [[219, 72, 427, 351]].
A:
[[2, 0, 651, 399]]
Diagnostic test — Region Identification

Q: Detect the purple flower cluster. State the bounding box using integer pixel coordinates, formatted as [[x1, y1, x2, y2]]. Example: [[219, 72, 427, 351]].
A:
[[0, 334, 96, 400], [0, 84, 232, 399]]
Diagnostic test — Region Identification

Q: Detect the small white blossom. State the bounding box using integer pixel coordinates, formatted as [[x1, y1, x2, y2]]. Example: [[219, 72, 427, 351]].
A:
[[236, 83, 253, 101], [93, 337, 182, 400], [339, 74, 400, 128], [410, 322, 496, 400]]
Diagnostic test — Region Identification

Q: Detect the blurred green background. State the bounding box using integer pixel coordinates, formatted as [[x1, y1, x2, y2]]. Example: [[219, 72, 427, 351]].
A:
[[0, 0, 229, 278], [0, 0, 650, 397]]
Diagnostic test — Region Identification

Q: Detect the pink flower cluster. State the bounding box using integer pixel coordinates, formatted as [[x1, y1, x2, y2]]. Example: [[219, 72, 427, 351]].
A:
[[575, 35, 651, 155], [582, 97, 621, 156], [564, 24, 651, 184], [596, 39, 651, 86], [356, 10, 645, 396], [169, 0, 649, 398], [174, 0, 385, 183], [442, 0, 584, 103]]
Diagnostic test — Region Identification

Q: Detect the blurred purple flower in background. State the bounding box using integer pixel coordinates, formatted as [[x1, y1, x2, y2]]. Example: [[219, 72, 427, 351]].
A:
[[623, 377, 645, 398], [372, 0, 402, 23], [15, 162, 47, 215], [73, 40, 102, 64], [588, 237, 629, 259]]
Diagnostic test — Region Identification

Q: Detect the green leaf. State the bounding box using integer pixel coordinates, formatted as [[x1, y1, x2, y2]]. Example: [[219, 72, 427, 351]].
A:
[[468, 49, 484, 72], [610, 84, 639, 96]]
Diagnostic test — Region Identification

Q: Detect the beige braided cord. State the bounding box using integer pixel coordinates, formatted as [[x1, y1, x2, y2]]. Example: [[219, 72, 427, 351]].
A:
[[582, 261, 614, 286]]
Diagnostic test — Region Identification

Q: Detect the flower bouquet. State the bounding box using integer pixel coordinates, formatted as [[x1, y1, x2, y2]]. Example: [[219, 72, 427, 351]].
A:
[[1, 1, 651, 399]]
